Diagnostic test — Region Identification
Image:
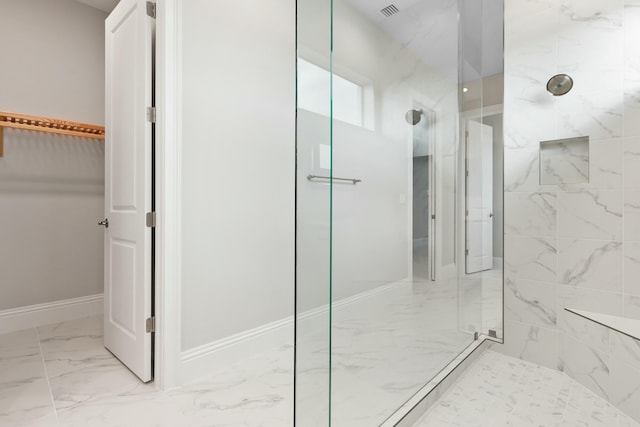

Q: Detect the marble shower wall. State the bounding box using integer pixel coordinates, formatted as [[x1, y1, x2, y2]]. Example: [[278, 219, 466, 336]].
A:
[[500, 0, 640, 421]]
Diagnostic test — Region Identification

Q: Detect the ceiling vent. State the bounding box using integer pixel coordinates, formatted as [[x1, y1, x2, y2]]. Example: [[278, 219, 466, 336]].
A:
[[380, 4, 400, 17]]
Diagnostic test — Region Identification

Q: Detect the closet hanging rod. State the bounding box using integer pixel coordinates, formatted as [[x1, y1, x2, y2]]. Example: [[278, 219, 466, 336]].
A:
[[0, 111, 105, 158]]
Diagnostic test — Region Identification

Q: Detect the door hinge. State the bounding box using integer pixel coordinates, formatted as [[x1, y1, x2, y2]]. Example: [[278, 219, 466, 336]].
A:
[[146, 212, 156, 228], [147, 107, 156, 123], [431, 214, 436, 220], [146, 1, 156, 18], [465, 249, 469, 255], [146, 317, 155, 333]]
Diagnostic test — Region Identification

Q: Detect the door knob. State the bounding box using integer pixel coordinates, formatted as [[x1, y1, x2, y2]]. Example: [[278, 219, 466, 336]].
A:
[[98, 218, 109, 228], [489, 213, 494, 218]]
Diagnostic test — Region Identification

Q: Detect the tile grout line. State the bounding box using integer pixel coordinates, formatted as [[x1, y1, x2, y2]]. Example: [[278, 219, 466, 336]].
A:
[[35, 326, 60, 426]]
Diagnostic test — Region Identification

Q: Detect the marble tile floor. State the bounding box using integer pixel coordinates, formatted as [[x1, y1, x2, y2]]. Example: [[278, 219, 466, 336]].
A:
[[0, 316, 294, 427], [302, 279, 476, 426], [415, 349, 640, 427], [0, 278, 501, 427]]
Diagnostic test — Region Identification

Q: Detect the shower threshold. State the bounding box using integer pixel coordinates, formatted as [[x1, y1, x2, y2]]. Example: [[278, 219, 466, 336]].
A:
[[381, 335, 499, 426]]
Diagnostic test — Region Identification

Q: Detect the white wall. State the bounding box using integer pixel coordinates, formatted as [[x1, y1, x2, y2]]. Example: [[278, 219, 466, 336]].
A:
[[0, 0, 106, 310], [179, 0, 295, 351]]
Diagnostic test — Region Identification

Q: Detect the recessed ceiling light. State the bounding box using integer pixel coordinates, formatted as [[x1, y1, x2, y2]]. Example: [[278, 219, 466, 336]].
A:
[[463, 87, 469, 93]]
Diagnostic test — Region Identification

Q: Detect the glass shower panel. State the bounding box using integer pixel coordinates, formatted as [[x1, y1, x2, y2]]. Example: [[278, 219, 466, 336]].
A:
[[412, 106, 435, 282], [295, 0, 503, 425], [459, 0, 504, 339], [329, 0, 477, 425], [295, 0, 332, 425]]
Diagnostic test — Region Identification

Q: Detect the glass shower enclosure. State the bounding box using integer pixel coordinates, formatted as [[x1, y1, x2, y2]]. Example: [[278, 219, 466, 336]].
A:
[[295, 0, 504, 424]]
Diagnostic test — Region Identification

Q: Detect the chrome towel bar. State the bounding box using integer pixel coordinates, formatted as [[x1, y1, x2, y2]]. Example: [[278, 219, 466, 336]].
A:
[[307, 174, 361, 184]]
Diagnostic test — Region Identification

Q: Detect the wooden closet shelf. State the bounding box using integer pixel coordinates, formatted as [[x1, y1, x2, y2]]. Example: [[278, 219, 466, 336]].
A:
[[0, 111, 105, 158]]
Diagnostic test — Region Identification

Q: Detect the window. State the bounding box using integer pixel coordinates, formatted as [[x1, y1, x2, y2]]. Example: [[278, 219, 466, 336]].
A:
[[297, 58, 364, 127]]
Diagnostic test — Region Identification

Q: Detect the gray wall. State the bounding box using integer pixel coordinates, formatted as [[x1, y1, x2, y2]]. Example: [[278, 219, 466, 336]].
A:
[[0, 0, 107, 310], [500, 0, 640, 421], [179, 0, 296, 351]]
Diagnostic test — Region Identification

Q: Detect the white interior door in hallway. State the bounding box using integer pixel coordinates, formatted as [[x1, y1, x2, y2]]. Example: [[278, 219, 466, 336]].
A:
[[103, 0, 155, 382], [465, 120, 493, 274]]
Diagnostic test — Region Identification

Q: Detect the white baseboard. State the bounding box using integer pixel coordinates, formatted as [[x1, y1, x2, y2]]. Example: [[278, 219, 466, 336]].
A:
[[177, 279, 411, 386], [0, 294, 104, 334], [178, 316, 293, 386]]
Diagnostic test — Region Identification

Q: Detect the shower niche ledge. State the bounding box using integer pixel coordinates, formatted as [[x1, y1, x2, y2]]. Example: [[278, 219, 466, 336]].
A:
[[564, 308, 640, 340]]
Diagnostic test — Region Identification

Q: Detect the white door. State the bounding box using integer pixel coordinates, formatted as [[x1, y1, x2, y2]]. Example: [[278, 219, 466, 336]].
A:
[[103, 0, 154, 382], [465, 120, 493, 274]]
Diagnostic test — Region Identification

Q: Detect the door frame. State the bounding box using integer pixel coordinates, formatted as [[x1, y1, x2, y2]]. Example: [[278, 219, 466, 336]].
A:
[[407, 101, 437, 282], [153, 0, 180, 390]]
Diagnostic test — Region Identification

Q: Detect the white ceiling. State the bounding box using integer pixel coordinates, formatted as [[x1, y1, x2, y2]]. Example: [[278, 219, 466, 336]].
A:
[[73, 0, 119, 13], [345, 0, 504, 81], [71, 0, 502, 81]]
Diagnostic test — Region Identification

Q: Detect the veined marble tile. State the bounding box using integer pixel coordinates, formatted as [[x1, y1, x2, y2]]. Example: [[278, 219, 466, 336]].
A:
[[37, 316, 103, 341], [21, 415, 59, 427], [504, 147, 542, 193], [504, 96, 557, 151], [0, 329, 40, 361], [558, 0, 623, 86], [505, 277, 557, 328], [587, 139, 624, 190], [625, 242, 640, 297], [497, 319, 559, 370], [557, 285, 624, 317], [624, 137, 640, 188], [610, 361, 640, 424], [611, 331, 640, 367], [557, 190, 623, 240], [504, 235, 557, 282], [0, 377, 55, 427], [0, 353, 47, 388], [625, 295, 640, 320], [504, 6, 557, 157], [56, 391, 181, 427], [505, 0, 555, 32], [49, 360, 153, 411], [625, 190, 640, 241], [622, 412, 640, 427], [559, 0, 623, 30], [505, 192, 556, 236], [6, 280, 502, 427], [557, 60, 623, 143], [557, 239, 623, 292], [559, 309, 610, 353], [167, 343, 294, 427], [0, 329, 55, 427], [38, 316, 113, 378], [624, 2, 640, 138], [505, 6, 557, 71], [560, 333, 610, 400], [540, 138, 589, 185]]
